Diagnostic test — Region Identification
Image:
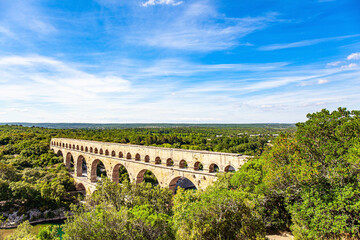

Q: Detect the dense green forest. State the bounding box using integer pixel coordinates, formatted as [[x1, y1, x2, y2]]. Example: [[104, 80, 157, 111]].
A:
[[0, 123, 294, 156], [1, 108, 360, 239]]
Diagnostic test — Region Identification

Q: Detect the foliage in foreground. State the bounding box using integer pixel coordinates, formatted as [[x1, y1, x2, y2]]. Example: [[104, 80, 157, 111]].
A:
[[232, 107, 360, 239], [61, 178, 266, 240], [62, 179, 174, 240], [173, 187, 265, 240], [4, 221, 37, 240]]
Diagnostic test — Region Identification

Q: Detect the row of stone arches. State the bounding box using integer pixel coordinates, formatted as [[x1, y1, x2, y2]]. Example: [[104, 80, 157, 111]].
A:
[[53, 142, 235, 173], [58, 150, 197, 193]]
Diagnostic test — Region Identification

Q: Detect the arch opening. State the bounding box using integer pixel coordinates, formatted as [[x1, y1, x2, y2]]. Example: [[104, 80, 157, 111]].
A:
[[99, 149, 103, 155], [209, 163, 219, 173], [135, 153, 140, 161], [169, 177, 197, 193], [66, 144, 68, 148], [91, 159, 107, 182], [194, 162, 204, 171], [136, 170, 159, 186], [76, 145, 79, 150], [119, 152, 123, 158], [111, 150, 116, 157], [155, 157, 161, 164], [90, 147, 93, 153], [81, 146, 84, 151], [65, 152, 74, 171], [76, 155, 87, 177], [224, 165, 235, 172], [94, 148, 98, 154], [73, 144, 75, 149], [112, 164, 130, 183], [126, 152, 131, 159], [105, 150, 109, 156], [179, 160, 188, 169], [56, 150, 63, 157], [75, 183, 86, 196], [85, 147, 88, 152], [166, 158, 174, 167], [144, 155, 150, 163]]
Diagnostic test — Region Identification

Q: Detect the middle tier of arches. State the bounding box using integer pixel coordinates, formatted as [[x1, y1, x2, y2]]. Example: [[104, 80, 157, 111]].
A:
[[58, 149, 220, 192]]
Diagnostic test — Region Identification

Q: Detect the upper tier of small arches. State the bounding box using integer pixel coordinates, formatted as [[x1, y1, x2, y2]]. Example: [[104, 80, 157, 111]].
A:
[[51, 139, 240, 173]]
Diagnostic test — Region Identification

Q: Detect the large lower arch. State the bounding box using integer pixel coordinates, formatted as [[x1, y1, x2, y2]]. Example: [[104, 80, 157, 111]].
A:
[[136, 169, 159, 186], [65, 152, 74, 170], [112, 164, 130, 183], [76, 155, 87, 177], [169, 177, 197, 193], [90, 159, 107, 182]]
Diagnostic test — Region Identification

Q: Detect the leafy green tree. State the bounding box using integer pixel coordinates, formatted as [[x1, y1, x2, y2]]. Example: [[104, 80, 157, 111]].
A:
[[127, 205, 174, 240], [231, 108, 360, 239], [37, 225, 61, 240], [62, 205, 130, 240], [173, 188, 265, 240], [5, 221, 37, 240], [90, 178, 173, 215], [63, 179, 175, 240]]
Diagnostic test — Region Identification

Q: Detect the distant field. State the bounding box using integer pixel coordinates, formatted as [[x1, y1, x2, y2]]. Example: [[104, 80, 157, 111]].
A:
[[0, 122, 295, 129]]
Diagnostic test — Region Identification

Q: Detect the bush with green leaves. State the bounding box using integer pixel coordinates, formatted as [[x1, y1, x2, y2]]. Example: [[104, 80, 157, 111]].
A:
[[231, 108, 360, 239], [173, 186, 265, 240], [62, 178, 174, 240]]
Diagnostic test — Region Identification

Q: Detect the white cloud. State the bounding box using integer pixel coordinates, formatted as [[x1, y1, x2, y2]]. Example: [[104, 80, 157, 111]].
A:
[[0, 55, 131, 106], [142, 0, 183, 7], [327, 61, 342, 67], [132, 2, 277, 51], [317, 79, 329, 84], [0, 0, 57, 36], [0, 25, 15, 38], [259, 34, 360, 51], [347, 52, 360, 60], [341, 63, 358, 69], [1, 54, 359, 123]]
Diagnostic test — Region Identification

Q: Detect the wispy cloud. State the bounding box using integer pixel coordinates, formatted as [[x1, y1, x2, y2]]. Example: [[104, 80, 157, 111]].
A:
[[259, 34, 360, 51], [1, 0, 57, 36], [0, 56, 130, 106], [132, 2, 278, 51], [0, 54, 359, 123], [327, 61, 342, 67], [0, 25, 15, 38], [141, 0, 183, 7]]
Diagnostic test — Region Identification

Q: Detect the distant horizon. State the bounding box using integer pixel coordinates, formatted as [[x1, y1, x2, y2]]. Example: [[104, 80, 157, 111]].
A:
[[0, 0, 359, 123], [0, 122, 296, 125]]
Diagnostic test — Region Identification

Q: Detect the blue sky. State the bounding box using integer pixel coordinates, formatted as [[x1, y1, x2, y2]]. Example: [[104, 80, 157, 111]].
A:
[[0, 0, 359, 123]]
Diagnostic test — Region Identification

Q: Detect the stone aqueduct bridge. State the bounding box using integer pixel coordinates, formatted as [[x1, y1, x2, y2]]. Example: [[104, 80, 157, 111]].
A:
[[50, 138, 248, 193]]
